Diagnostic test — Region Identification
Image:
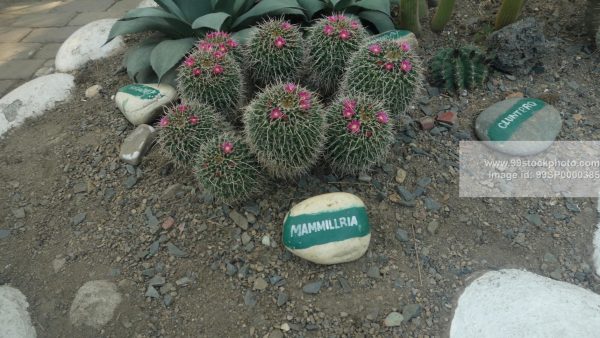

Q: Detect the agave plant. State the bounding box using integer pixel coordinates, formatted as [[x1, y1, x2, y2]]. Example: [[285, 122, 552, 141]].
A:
[[107, 0, 306, 83], [297, 0, 395, 33]]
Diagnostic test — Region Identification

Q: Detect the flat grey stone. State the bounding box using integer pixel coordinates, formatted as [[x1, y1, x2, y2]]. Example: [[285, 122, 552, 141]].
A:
[[384, 312, 404, 327], [69, 280, 122, 328], [302, 280, 323, 294], [277, 292, 288, 307], [229, 210, 248, 230], [403, 304, 422, 322], [72, 213, 86, 226], [0, 229, 10, 239], [166, 243, 187, 257], [148, 275, 165, 286], [244, 290, 257, 307], [11, 208, 25, 219], [119, 124, 156, 165], [145, 285, 160, 299]]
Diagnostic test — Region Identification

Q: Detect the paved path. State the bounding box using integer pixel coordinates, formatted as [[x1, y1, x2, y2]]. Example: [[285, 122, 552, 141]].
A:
[[0, 0, 140, 97]]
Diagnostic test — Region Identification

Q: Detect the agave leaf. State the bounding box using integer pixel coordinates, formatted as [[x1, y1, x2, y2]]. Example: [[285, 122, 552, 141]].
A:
[[107, 17, 188, 42], [154, 0, 187, 21], [357, 10, 394, 32], [126, 38, 162, 82], [232, 0, 303, 29], [333, 0, 355, 10], [191, 12, 231, 31], [173, 0, 214, 23], [231, 27, 258, 43], [150, 37, 196, 80], [122, 7, 184, 22], [351, 0, 390, 16], [214, 0, 247, 16], [297, 0, 326, 18]]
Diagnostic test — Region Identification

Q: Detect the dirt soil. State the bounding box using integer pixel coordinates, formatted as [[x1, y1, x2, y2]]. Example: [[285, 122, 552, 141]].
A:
[[1, 1, 600, 337]]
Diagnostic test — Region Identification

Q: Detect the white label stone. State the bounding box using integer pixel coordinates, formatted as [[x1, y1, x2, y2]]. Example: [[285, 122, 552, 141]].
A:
[[115, 83, 177, 126]]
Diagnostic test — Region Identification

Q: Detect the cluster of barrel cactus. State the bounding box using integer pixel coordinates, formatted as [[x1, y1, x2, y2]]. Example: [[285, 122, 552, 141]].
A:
[[429, 46, 489, 92], [154, 15, 427, 203]]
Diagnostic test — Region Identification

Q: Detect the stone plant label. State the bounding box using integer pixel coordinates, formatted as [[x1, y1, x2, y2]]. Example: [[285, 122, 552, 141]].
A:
[[115, 83, 177, 126], [475, 98, 562, 155], [283, 192, 371, 265], [371, 30, 419, 48]]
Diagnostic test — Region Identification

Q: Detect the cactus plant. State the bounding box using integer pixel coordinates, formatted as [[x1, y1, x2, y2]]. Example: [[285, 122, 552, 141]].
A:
[[430, 46, 489, 93], [198, 31, 243, 65], [177, 45, 244, 121], [325, 95, 395, 175], [246, 19, 304, 88], [157, 101, 224, 166], [341, 40, 422, 116], [243, 82, 326, 179], [398, 0, 422, 36], [431, 0, 455, 33], [305, 14, 368, 96], [194, 131, 264, 204], [495, 0, 525, 30], [587, 0, 600, 42]]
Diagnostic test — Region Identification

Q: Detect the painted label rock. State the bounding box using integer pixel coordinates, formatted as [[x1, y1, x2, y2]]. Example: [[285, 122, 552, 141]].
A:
[[283, 193, 371, 265], [371, 30, 419, 48], [115, 83, 177, 126], [475, 98, 562, 155]]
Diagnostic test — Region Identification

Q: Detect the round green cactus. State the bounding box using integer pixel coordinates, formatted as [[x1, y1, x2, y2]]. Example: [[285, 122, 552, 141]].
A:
[[246, 19, 304, 88], [243, 82, 326, 179], [325, 95, 395, 175], [157, 101, 223, 166], [341, 40, 422, 116], [304, 14, 368, 96], [194, 132, 264, 204], [429, 46, 489, 92], [177, 45, 244, 121], [199, 31, 243, 65]]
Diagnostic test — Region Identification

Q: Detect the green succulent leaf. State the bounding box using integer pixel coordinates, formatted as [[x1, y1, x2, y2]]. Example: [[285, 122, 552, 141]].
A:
[[297, 0, 327, 18], [191, 12, 231, 31], [357, 10, 394, 32], [333, 0, 356, 10], [232, 0, 303, 29], [154, 0, 188, 21], [107, 17, 189, 42], [122, 7, 185, 22], [351, 0, 390, 15], [231, 27, 258, 43], [214, 0, 247, 16], [173, 0, 214, 23], [126, 38, 162, 83], [150, 37, 196, 80]]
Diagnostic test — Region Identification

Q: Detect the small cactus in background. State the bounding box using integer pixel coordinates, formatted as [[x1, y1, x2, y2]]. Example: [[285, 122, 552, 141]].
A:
[[198, 31, 243, 64], [341, 40, 422, 116], [243, 82, 326, 179], [495, 0, 525, 30], [304, 14, 368, 96], [587, 0, 600, 43], [157, 101, 223, 166], [398, 0, 422, 36], [177, 45, 243, 121], [194, 132, 264, 204], [325, 95, 395, 175], [246, 19, 304, 88], [430, 46, 489, 93], [430, 0, 456, 33]]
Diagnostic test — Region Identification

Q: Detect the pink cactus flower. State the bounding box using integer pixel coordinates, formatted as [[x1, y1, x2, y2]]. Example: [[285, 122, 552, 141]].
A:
[[339, 29, 351, 40], [342, 107, 355, 119], [213, 64, 224, 75], [270, 107, 283, 120], [221, 141, 234, 155], [177, 104, 187, 112], [327, 15, 338, 23], [189, 115, 199, 125], [193, 68, 202, 76], [227, 39, 238, 48], [384, 62, 395, 71], [184, 56, 195, 68], [323, 25, 335, 36], [400, 60, 412, 72], [347, 119, 361, 134], [342, 99, 357, 110], [283, 83, 297, 93], [213, 51, 225, 59], [298, 90, 311, 100], [159, 116, 169, 127], [218, 44, 228, 53], [351, 21, 360, 29], [368, 44, 382, 55], [299, 100, 311, 111], [400, 41, 411, 52], [274, 36, 286, 48], [281, 21, 293, 30], [199, 42, 213, 51], [375, 111, 389, 124]]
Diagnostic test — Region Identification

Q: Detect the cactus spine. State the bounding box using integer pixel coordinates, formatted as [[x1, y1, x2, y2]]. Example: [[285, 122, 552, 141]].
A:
[[431, 0, 456, 33], [430, 46, 489, 92], [243, 83, 326, 179], [325, 95, 395, 175], [305, 14, 368, 96], [495, 0, 525, 30]]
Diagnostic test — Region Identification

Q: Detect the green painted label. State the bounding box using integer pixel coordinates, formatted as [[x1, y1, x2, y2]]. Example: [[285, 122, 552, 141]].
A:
[[119, 84, 161, 100], [372, 30, 411, 41], [487, 98, 546, 141], [283, 207, 370, 250]]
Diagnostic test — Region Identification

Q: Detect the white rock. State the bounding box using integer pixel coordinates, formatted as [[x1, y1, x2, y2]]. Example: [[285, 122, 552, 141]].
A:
[[0, 73, 74, 138], [55, 19, 125, 73], [115, 83, 177, 125], [119, 124, 157, 165], [283, 192, 371, 265], [0, 286, 36, 338], [450, 269, 600, 338], [383, 312, 404, 327], [85, 84, 102, 98], [137, 0, 158, 8], [69, 280, 122, 329]]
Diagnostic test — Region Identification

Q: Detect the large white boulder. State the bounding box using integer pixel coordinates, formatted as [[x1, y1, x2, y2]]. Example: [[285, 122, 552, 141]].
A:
[[69, 280, 122, 329], [450, 269, 600, 338], [55, 19, 125, 73], [0, 73, 74, 138], [0, 286, 37, 338]]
